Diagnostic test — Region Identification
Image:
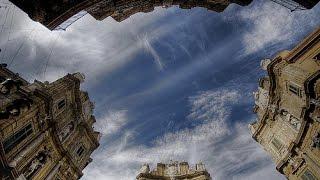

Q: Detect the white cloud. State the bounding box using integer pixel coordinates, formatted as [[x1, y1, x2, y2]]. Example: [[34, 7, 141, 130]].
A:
[[83, 88, 284, 180], [0, 0, 174, 87], [1, 1, 312, 179], [95, 110, 128, 136], [138, 33, 164, 71], [234, 1, 320, 54]]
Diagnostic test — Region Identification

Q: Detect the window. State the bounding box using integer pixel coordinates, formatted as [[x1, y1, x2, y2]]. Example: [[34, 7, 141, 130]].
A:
[[3, 124, 33, 153], [76, 145, 85, 157], [314, 53, 320, 61], [288, 83, 302, 97], [0, 76, 6, 82], [57, 99, 66, 110], [301, 169, 316, 180], [271, 138, 282, 151]]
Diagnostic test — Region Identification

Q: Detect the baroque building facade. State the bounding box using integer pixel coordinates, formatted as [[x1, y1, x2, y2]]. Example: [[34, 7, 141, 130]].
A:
[[0, 64, 100, 180], [249, 27, 320, 179], [136, 161, 211, 180], [8, 0, 253, 30]]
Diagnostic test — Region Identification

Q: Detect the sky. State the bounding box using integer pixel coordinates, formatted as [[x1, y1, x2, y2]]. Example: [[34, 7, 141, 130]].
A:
[[0, 0, 320, 179]]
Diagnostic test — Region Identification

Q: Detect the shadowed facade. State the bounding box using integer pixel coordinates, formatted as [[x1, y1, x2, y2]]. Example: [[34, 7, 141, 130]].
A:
[[8, 0, 253, 30], [0, 64, 100, 180]]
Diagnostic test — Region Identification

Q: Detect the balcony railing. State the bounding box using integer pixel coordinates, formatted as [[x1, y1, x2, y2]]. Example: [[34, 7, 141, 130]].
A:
[[270, 0, 307, 11]]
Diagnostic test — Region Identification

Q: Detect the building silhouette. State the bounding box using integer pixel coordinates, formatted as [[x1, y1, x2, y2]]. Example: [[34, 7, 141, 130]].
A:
[[0, 64, 100, 180], [136, 161, 211, 180], [249, 27, 320, 179], [8, 0, 253, 30]]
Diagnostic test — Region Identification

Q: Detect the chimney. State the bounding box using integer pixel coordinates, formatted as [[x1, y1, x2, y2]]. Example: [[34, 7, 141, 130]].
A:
[[179, 162, 189, 175]]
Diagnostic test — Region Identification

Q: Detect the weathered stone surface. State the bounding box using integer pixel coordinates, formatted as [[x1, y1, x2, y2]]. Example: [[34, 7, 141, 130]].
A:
[[250, 27, 320, 179], [136, 161, 211, 180], [0, 66, 100, 180]]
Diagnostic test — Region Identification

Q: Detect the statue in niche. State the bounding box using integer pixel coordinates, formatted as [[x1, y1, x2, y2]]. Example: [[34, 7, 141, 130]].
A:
[[289, 116, 300, 130], [289, 157, 304, 173], [58, 122, 74, 142], [311, 132, 320, 149], [24, 147, 51, 179], [0, 78, 23, 95], [280, 109, 300, 130]]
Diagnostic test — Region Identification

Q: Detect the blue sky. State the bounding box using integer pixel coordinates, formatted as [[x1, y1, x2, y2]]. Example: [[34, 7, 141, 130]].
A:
[[0, 0, 320, 179]]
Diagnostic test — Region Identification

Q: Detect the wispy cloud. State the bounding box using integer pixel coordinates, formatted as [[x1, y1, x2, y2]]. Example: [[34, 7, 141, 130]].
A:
[[1, 1, 317, 180], [232, 0, 320, 54], [0, 0, 172, 86], [83, 88, 283, 180], [95, 110, 128, 136], [138, 33, 164, 70]]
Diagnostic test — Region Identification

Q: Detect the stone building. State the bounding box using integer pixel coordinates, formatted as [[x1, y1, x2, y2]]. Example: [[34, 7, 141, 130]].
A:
[[249, 27, 320, 179], [8, 0, 253, 30], [0, 64, 100, 180], [136, 161, 211, 180]]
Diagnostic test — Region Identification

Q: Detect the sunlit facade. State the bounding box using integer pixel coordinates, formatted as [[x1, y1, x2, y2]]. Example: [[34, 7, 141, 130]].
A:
[[136, 161, 211, 180], [249, 27, 320, 179], [0, 65, 100, 180]]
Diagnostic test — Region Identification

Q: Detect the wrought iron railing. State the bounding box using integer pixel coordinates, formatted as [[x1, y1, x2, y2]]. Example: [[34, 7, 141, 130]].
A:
[[270, 0, 307, 11]]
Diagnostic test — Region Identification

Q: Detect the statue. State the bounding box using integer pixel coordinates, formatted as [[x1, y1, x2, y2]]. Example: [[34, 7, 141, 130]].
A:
[[58, 122, 74, 142], [24, 147, 51, 179], [0, 78, 23, 95], [311, 133, 320, 149]]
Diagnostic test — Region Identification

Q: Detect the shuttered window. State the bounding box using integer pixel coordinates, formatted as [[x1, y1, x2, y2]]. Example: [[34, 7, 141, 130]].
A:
[[57, 99, 66, 110], [76, 145, 85, 157]]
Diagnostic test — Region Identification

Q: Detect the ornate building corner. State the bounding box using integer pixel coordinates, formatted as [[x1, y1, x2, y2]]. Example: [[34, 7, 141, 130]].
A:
[[0, 66, 100, 180], [249, 27, 320, 179]]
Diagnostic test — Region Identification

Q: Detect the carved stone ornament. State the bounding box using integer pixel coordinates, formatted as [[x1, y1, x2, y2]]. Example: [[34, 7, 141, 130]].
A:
[[290, 158, 304, 173], [139, 164, 150, 174], [0, 78, 23, 95], [24, 147, 51, 179], [311, 132, 320, 149], [58, 122, 75, 142], [0, 98, 33, 120]]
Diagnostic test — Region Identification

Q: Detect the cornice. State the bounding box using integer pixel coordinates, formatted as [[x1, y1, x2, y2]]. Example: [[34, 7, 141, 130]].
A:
[[286, 27, 320, 63], [253, 56, 282, 139]]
